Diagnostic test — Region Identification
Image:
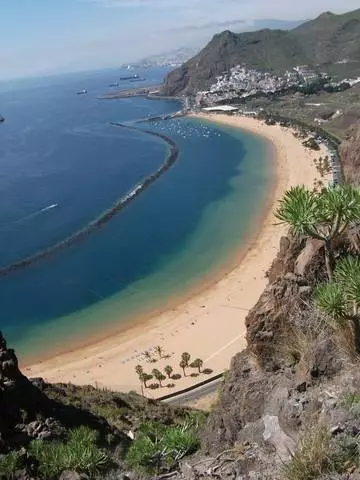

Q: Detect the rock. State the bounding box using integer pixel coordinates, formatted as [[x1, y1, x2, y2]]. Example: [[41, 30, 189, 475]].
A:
[[299, 286, 312, 296], [59, 471, 89, 480], [296, 382, 307, 393], [14, 469, 34, 480], [262, 415, 295, 461], [294, 238, 323, 277]]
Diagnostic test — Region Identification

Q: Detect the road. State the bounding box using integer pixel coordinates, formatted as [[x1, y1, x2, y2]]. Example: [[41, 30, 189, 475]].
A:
[[164, 377, 223, 406]]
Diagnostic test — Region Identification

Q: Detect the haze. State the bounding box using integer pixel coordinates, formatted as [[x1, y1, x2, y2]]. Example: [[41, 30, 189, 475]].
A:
[[0, 0, 359, 79]]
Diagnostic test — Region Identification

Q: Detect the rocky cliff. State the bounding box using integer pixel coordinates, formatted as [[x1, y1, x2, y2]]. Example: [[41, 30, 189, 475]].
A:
[[341, 123, 360, 185], [173, 229, 360, 480]]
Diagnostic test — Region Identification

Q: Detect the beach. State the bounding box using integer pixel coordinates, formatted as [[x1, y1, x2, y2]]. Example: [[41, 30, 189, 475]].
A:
[[24, 114, 329, 398]]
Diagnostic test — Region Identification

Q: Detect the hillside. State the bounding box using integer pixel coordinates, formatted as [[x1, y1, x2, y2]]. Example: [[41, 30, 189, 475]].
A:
[[163, 8, 360, 95]]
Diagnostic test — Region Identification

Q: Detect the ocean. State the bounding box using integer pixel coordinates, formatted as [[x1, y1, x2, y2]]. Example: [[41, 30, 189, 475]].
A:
[[0, 67, 272, 361]]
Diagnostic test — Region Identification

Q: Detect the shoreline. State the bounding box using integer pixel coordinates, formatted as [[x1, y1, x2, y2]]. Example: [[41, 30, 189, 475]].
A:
[[25, 114, 328, 398]]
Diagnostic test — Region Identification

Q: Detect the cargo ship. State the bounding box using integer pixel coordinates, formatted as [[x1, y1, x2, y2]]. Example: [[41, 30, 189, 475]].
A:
[[119, 74, 140, 81]]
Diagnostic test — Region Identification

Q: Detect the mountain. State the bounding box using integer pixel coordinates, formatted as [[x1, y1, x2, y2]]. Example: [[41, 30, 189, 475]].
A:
[[163, 8, 360, 95]]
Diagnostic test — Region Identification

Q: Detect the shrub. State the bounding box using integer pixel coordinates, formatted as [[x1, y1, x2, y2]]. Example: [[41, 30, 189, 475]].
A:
[[282, 425, 331, 480], [126, 420, 200, 474], [0, 451, 25, 479], [28, 426, 111, 479]]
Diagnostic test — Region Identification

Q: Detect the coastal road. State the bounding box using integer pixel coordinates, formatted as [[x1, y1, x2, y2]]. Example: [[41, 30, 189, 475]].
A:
[[164, 377, 223, 406]]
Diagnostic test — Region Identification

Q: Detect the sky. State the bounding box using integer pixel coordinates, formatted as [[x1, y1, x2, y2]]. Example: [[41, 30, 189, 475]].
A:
[[0, 0, 359, 80]]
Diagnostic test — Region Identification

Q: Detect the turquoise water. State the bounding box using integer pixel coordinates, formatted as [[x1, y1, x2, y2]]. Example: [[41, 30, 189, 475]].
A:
[[0, 69, 272, 360]]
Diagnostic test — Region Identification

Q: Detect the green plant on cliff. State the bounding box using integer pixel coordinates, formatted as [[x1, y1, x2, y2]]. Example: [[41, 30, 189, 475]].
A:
[[28, 426, 111, 479], [0, 451, 25, 479], [316, 255, 360, 350], [126, 420, 200, 474], [275, 185, 360, 280]]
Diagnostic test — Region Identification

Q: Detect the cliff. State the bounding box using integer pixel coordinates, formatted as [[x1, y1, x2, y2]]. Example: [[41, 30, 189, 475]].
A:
[[341, 123, 360, 185], [162, 8, 360, 95]]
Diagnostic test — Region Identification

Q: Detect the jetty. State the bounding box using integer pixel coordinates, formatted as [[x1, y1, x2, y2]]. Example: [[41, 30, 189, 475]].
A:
[[0, 124, 180, 277]]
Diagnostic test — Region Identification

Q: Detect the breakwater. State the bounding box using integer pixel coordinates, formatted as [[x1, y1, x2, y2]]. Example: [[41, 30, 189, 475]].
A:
[[0, 124, 179, 277]]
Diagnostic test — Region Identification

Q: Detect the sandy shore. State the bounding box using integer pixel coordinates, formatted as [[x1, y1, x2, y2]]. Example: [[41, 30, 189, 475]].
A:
[[25, 114, 329, 398]]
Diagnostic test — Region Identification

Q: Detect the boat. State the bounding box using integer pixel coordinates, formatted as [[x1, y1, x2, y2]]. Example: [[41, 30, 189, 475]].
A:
[[76, 89, 88, 95], [119, 74, 140, 81], [129, 77, 146, 83], [0, 114, 5, 123], [109, 82, 119, 87]]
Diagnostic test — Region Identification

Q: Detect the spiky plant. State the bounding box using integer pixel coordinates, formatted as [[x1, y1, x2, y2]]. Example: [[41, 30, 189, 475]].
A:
[[275, 185, 360, 280], [316, 256, 360, 351]]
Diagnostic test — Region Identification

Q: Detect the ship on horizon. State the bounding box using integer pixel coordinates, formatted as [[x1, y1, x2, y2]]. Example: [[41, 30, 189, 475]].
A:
[[120, 74, 140, 81]]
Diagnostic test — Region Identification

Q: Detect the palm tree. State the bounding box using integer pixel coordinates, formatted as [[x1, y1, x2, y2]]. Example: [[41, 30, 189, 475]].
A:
[[190, 358, 203, 373], [152, 369, 165, 387], [164, 365, 173, 379], [139, 372, 153, 388], [316, 255, 360, 350], [155, 345, 164, 359], [179, 359, 187, 377], [274, 185, 360, 280], [181, 352, 191, 367]]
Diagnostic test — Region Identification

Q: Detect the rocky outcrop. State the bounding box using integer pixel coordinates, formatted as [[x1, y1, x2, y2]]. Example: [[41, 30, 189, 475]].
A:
[[192, 231, 359, 479], [0, 332, 126, 454], [340, 123, 360, 185]]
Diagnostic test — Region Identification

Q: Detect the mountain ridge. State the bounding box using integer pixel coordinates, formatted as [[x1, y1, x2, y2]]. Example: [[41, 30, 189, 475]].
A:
[[162, 8, 360, 96]]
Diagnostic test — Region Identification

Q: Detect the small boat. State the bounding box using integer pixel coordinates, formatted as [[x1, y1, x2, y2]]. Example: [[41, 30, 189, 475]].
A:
[[76, 89, 88, 95], [0, 114, 5, 123], [109, 82, 119, 87]]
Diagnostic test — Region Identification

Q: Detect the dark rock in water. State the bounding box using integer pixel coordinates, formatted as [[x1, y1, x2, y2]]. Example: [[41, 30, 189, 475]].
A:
[[0, 115, 5, 123]]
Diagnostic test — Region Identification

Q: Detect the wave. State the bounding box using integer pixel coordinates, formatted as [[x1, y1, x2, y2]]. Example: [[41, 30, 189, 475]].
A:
[[1, 203, 59, 232]]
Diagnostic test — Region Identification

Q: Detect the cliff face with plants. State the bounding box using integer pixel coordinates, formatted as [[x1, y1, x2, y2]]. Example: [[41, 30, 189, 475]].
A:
[[341, 123, 360, 185]]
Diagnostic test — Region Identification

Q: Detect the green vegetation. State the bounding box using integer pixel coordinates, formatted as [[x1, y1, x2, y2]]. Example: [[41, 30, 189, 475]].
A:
[[0, 451, 25, 480], [343, 390, 360, 409], [126, 415, 203, 474], [316, 256, 360, 350], [28, 426, 111, 479], [0, 427, 111, 480], [275, 185, 360, 280]]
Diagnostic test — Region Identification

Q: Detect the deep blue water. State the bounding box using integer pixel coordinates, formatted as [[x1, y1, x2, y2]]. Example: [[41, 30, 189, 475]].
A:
[[0, 68, 271, 358]]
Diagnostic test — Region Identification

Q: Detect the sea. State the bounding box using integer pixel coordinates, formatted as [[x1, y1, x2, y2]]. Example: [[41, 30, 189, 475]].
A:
[[0, 67, 272, 361]]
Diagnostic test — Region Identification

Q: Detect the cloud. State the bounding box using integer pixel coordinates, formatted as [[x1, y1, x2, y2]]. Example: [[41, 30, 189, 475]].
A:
[[171, 19, 245, 33]]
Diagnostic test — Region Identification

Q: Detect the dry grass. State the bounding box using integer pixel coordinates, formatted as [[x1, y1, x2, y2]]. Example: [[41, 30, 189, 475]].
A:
[[281, 305, 328, 372], [281, 424, 332, 480]]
